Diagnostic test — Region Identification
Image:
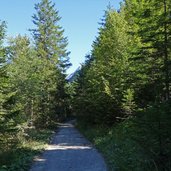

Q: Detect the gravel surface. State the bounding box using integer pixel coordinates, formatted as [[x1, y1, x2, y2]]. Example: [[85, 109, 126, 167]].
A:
[[30, 121, 107, 171]]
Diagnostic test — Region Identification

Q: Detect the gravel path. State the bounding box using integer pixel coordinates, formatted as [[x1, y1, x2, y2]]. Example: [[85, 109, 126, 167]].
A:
[[30, 121, 107, 171]]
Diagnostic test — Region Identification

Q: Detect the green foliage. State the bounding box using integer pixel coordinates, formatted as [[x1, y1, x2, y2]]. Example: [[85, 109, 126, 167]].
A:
[[4, 0, 71, 129], [29, 0, 71, 126], [122, 88, 136, 115], [0, 0, 171, 170], [77, 120, 144, 171], [0, 128, 53, 171], [124, 0, 171, 102], [0, 21, 19, 154], [132, 101, 171, 170], [73, 9, 132, 124], [30, 0, 71, 72], [0, 0, 71, 168], [77, 105, 171, 171], [73, 1, 171, 170], [7, 35, 51, 126]]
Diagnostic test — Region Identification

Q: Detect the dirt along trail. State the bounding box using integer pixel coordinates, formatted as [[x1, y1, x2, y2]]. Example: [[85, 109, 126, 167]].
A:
[[30, 121, 107, 171]]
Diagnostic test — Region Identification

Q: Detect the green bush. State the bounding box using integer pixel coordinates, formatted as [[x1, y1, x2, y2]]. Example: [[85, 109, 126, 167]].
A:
[[0, 128, 54, 171], [77, 101, 171, 171]]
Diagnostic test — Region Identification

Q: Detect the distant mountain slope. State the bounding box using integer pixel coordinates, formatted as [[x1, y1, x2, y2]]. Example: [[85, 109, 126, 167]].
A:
[[66, 66, 81, 82]]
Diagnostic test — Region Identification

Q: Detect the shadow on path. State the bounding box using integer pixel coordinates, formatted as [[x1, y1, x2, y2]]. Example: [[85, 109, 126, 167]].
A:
[[30, 122, 107, 171]]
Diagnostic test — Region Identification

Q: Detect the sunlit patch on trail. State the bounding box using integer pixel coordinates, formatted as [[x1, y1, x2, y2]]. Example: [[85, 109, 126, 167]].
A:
[[47, 144, 92, 150]]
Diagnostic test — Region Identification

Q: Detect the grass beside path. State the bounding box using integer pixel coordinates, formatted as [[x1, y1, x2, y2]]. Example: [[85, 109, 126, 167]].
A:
[[0, 128, 54, 171], [76, 120, 151, 171]]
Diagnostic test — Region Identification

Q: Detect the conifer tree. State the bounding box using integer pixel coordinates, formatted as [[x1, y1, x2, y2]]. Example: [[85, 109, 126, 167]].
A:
[[0, 21, 7, 147], [74, 9, 132, 123], [0, 21, 18, 151], [124, 0, 171, 103], [8, 35, 41, 124], [30, 0, 71, 125], [30, 0, 71, 71]]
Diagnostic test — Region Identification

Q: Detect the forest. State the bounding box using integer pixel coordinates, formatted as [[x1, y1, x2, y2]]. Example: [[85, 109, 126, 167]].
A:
[[0, 0, 171, 170]]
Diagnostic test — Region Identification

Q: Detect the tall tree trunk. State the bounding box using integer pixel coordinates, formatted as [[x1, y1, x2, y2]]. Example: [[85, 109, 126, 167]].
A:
[[31, 99, 34, 126], [163, 0, 170, 100]]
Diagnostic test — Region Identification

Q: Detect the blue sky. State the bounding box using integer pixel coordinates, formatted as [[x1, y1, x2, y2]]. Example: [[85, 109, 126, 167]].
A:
[[0, 0, 122, 74]]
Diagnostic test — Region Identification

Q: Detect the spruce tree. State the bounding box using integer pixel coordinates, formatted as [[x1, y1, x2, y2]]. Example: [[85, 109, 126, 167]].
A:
[[0, 21, 7, 147], [124, 0, 171, 103], [73, 9, 132, 124], [30, 0, 71, 72], [0, 21, 18, 152], [30, 0, 71, 125], [8, 35, 41, 124], [123, 1, 171, 169]]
